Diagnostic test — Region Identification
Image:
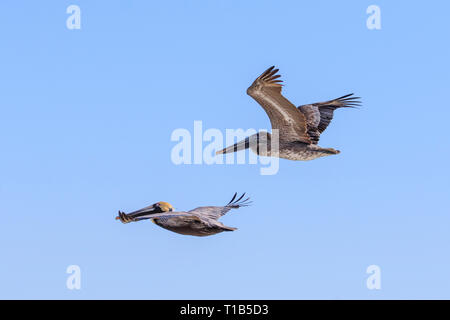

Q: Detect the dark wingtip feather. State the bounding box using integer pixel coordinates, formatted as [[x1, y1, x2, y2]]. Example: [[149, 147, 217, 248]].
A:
[[337, 93, 355, 100], [258, 66, 282, 86], [227, 192, 252, 208], [335, 93, 362, 108], [227, 192, 238, 205], [235, 192, 245, 203], [260, 66, 275, 78]]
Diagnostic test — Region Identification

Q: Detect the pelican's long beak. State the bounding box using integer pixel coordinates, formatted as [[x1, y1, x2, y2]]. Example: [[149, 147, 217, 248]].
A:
[[115, 204, 160, 223], [116, 202, 173, 223], [216, 137, 250, 155]]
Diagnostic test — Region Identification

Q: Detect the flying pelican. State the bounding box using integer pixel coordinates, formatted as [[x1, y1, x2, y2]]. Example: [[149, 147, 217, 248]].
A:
[[216, 66, 361, 161], [116, 193, 251, 237]]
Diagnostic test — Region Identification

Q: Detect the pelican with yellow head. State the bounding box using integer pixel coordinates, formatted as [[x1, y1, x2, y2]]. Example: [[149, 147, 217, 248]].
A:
[[116, 193, 251, 237]]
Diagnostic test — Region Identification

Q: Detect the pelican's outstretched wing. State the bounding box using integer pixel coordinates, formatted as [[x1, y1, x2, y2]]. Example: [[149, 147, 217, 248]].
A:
[[298, 94, 361, 144], [117, 211, 194, 223], [188, 192, 251, 220], [247, 66, 311, 144]]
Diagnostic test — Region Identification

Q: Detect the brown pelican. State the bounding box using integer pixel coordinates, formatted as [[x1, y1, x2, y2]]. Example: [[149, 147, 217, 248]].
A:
[[216, 66, 361, 161], [116, 193, 251, 237]]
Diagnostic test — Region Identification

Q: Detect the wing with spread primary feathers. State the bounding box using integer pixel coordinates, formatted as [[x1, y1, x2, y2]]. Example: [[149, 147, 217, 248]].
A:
[[247, 66, 311, 144], [188, 192, 251, 220], [298, 94, 361, 144]]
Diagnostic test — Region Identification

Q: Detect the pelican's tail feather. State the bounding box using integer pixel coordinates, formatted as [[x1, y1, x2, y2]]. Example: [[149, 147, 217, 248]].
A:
[[221, 225, 237, 232]]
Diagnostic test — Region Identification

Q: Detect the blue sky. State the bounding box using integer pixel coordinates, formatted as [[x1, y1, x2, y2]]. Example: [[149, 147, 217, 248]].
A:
[[1, 1, 449, 299]]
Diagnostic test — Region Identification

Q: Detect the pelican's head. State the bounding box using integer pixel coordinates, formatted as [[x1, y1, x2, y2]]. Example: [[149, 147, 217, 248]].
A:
[[151, 201, 174, 213]]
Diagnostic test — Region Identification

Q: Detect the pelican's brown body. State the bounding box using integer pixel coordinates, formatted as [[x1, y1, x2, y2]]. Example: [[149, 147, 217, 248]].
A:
[[248, 137, 340, 161], [152, 213, 237, 237], [277, 143, 339, 161]]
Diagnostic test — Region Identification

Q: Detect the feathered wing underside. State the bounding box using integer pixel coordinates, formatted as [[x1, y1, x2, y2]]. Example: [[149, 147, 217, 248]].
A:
[[247, 66, 311, 144], [188, 192, 252, 220], [298, 94, 361, 144]]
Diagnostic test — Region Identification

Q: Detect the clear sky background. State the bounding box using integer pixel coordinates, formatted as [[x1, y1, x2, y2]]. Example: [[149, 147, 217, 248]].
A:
[[1, 1, 449, 299]]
